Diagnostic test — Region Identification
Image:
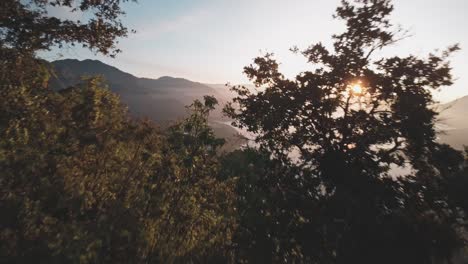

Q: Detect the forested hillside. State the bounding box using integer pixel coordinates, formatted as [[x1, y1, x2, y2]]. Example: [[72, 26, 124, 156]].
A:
[[50, 58, 468, 150], [49, 59, 243, 145], [50, 59, 231, 122]]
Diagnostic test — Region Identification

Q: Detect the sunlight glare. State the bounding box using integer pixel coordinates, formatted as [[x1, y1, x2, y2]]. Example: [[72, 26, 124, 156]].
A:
[[351, 83, 363, 95]]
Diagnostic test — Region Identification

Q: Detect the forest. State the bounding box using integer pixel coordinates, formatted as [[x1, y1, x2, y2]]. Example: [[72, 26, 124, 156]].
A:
[[1, 0, 467, 263]]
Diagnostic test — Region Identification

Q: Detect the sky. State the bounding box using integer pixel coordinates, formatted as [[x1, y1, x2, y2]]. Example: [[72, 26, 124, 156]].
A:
[[42, 0, 468, 103]]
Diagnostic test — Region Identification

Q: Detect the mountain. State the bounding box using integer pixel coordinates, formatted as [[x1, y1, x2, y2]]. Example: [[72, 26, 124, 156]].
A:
[[49, 59, 467, 150], [50, 59, 231, 123], [49, 59, 245, 146], [437, 96, 468, 150]]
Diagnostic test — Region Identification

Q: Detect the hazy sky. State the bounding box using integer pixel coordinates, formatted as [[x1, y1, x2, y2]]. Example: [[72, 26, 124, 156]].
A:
[[43, 0, 468, 102]]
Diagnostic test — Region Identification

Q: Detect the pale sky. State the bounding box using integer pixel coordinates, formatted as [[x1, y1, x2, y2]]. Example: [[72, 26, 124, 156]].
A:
[[42, 0, 468, 102]]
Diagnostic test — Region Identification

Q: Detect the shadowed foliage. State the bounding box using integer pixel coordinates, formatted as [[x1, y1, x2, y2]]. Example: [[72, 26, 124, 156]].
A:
[[225, 0, 467, 263], [1, 0, 467, 263]]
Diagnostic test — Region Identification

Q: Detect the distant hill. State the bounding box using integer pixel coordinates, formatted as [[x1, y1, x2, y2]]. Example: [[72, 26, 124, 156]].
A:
[[437, 96, 468, 150], [50, 59, 232, 122], [49, 59, 244, 147], [49, 59, 467, 150]]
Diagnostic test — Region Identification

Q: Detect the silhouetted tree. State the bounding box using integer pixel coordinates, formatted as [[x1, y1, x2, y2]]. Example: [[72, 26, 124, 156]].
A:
[[220, 148, 313, 263], [225, 0, 466, 263], [447, 147, 468, 216]]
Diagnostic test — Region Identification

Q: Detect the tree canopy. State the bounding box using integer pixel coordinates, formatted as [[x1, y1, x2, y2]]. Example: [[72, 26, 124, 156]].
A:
[[1, 1, 237, 262], [1, 0, 467, 263], [0, 0, 135, 56], [225, 0, 467, 262]]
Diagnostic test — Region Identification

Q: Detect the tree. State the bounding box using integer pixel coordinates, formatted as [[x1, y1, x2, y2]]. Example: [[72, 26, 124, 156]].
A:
[[220, 148, 312, 263], [0, 76, 151, 263], [1, 0, 136, 89], [225, 0, 466, 262], [1, 1, 238, 262], [0, 77, 237, 263], [0, 0, 135, 57]]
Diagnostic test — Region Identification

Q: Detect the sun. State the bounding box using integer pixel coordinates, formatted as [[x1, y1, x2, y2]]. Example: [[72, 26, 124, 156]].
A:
[[350, 83, 363, 95]]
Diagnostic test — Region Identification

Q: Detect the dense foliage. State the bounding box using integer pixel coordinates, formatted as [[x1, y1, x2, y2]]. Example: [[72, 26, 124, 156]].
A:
[[1, 2, 236, 263], [1, 0, 467, 263], [0, 0, 135, 56], [225, 0, 468, 263], [0, 70, 236, 262]]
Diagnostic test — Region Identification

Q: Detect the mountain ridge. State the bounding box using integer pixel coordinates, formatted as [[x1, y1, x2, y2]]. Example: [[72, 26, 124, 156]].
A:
[[48, 59, 467, 149], [49, 59, 231, 122], [48, 59, 244, 146]]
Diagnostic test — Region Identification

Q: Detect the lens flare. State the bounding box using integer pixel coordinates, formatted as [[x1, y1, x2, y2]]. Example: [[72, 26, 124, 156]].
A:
[[351, 84, 363, 95]]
